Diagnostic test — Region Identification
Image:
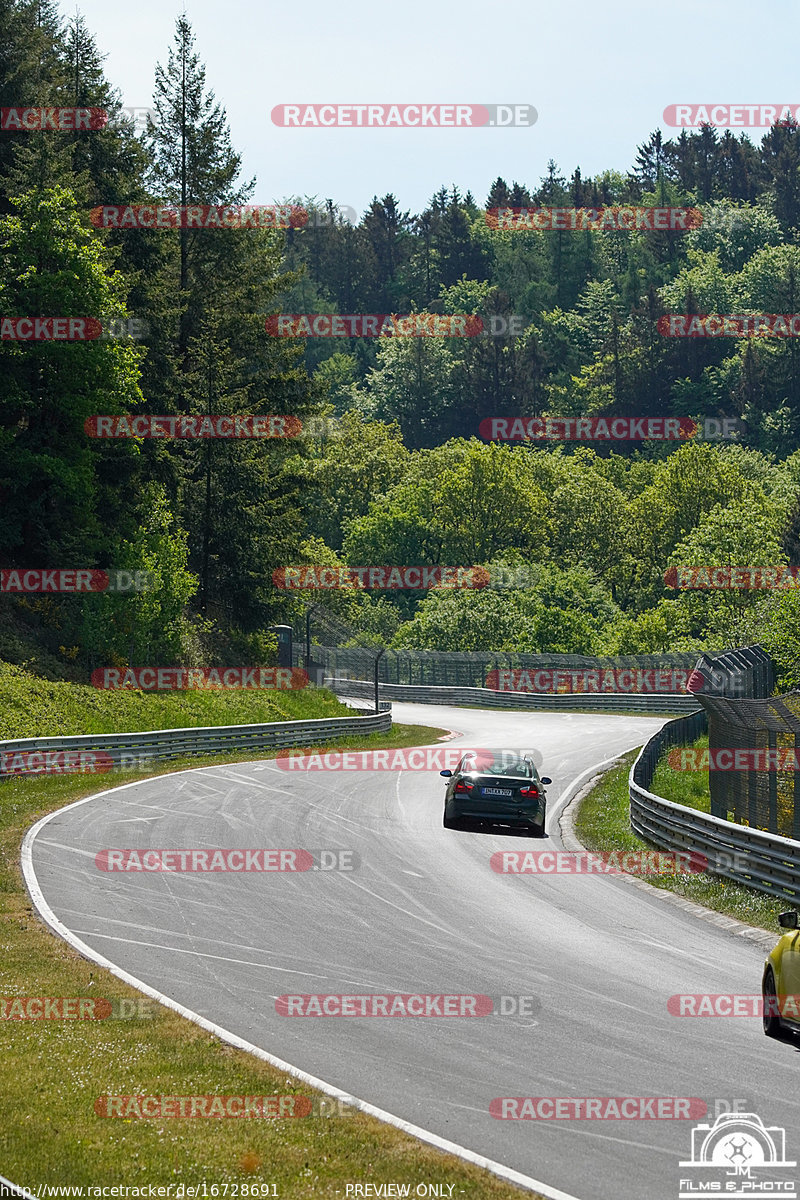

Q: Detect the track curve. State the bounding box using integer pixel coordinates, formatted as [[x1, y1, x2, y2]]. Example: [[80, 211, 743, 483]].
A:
[[24, 705, 800, 1200]]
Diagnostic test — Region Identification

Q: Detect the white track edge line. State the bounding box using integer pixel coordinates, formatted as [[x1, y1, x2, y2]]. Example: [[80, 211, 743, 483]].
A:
[[20, 758, 589, 1200], [547, 742, 655, 839], [0, 1173, 37, 1200]]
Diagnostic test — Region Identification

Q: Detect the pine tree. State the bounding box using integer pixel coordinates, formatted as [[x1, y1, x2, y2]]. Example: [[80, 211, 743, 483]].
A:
[[508, 181, 532, 207], [362, 194, 412, 309], [2, 0, 75, 202], [536, 160, 567, 205], [60, 15, 150, 208], [146, 15, 254, 354], [633, 130, 676, 202], [486, 177, 510, 208], [0, 188, 144, 561], [761, 119, 800, 232]]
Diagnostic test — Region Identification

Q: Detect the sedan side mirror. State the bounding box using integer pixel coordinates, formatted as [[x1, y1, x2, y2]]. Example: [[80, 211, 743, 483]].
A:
[[440, 769, 452, 778], [779, 910, 798, 929], [539, 776, 552, 785]]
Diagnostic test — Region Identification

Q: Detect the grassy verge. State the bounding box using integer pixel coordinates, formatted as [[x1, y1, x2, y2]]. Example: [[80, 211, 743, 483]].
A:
[[0, 714, 540, 1197], [574, 748, 787, 931], [0, 660, 354, 741], [651, 734, 712, 813]]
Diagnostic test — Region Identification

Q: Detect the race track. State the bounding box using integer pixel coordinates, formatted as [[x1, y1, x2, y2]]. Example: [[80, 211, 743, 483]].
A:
[[25, 705, 800, 1200]]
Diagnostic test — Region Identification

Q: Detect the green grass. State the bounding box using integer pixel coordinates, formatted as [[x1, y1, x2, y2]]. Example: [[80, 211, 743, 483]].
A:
[[574, 749, 789, 931], [0, 700, 541, 1197], [651, 734, 712, 813], [0, 659, 354, 741]]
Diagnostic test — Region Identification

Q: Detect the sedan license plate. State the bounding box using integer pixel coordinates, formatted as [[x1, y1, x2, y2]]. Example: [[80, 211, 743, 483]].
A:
[[482, 787, 513, 797]]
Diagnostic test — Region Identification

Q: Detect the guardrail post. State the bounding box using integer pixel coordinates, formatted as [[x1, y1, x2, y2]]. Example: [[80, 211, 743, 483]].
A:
[[374, 648, 386, 713]]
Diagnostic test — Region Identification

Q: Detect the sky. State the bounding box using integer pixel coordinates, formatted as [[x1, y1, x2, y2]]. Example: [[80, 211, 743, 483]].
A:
[[70, 0, 800, 217]]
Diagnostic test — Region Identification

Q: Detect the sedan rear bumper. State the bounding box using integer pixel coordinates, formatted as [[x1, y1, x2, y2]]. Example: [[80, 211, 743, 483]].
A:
[[446, 800, 545, 827]]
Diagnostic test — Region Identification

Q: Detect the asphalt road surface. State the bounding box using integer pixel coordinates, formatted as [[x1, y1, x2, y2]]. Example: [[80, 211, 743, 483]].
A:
[[26, 705, 800, 1200]]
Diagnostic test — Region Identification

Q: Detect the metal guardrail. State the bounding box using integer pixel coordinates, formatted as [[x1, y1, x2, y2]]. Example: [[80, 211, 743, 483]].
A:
[[331, 677, 701, 715], [0, 706, 393, 777], [630, 711, 800, 905]]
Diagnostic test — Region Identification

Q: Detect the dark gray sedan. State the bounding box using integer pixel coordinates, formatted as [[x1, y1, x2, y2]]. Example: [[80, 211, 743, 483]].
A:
[[441, 749, 551, 836]]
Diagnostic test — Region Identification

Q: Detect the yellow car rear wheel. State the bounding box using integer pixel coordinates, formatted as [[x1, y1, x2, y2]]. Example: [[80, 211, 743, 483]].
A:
[[763, 969, 782, 1039]]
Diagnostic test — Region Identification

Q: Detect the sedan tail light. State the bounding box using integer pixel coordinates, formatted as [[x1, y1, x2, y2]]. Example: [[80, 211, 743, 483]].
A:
[[454, 780, 474, 794], [518, 785, 540, 798]]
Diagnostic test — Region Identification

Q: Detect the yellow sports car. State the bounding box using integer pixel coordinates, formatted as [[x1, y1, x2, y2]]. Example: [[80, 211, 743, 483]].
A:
[[762, 910, 800, 1038]]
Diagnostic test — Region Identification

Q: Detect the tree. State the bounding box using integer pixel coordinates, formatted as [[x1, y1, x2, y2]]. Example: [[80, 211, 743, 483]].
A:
[[549, 456, 630, 588], [145, 15, 254, 355], [623, 442, 766, 607], [611, 599, 703, 655], [633, 131, 677, 201], [761, 587, 800, 689], [536, 160, 568, 205], [360, 332, 463, 448], [301, 413, 410, 550], [667, 497, 787, 646], [362, 194, 413, 309], [486, 178, 510, 209], [687, 200, 783, 273], [0, 0, 68, 207], [76, 485, 198, 667], [432, 442, 549, 562], [0, 188, 144, 562], [2, 0, 75, 202], [392, 561, 619, 653], [760, 120, 800, 232]]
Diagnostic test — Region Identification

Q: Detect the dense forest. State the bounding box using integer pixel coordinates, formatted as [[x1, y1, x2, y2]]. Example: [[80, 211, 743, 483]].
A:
[[3, 0, 800, 686]]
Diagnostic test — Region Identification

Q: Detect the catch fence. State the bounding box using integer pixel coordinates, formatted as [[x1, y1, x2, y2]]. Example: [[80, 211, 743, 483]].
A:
[[689, 648, 800, 838], [293, 643, 701, 692]]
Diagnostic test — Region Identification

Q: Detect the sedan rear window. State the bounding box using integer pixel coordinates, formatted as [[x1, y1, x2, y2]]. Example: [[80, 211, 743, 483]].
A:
[[459, 753, 535, 778]]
